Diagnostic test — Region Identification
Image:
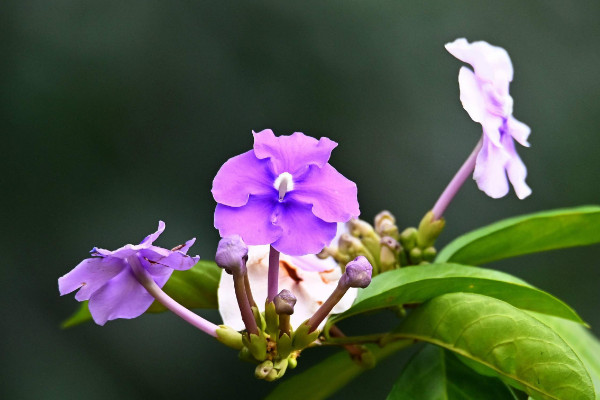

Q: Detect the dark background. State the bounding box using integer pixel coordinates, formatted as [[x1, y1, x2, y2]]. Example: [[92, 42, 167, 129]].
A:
[[2, 1, 599, 399]]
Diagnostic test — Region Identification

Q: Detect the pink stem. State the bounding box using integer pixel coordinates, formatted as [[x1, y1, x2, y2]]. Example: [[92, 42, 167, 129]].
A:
[[431, 138, 483, 220], [129, 255, 218, 337]]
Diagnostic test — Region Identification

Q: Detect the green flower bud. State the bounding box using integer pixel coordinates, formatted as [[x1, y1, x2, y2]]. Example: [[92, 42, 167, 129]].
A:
[[423, 246, 437, 261], [216, 325, 243, 350], [255, 360, 273, 379], [416, 211, 445, 248], [399, 227, 418, 250], [409, 247, 422, 264]]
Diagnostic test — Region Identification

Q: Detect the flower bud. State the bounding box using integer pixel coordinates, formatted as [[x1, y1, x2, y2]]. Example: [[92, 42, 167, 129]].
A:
[[416, 211, 445, 248], [380, 236, 401, 272], [374, 210, 399, 239], [274, 289, 296, 315], [399, 227, 418, 250], [215, 235, 248, 275], [339, 256, 373, 289], [338, 233, 377, 268]]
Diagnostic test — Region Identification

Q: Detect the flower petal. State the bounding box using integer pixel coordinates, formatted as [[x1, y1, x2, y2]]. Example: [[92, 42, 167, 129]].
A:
[[507, 116, 531, 147], [212, 150, 275, 207], [502, 134, 532, 199], [58, 257, 125, 301], [290, 164, 359, 223], [252, 130, 338, 175], [217, 245, 356, 331], [481, 114, 504, 147], [446, 38, 513, 86], [87, 267, 154, 325], [141, 245, 200, 271], [140, 221, 166, 246], [457, 67, 487, 123], [271, 199, 337, 255], [473, 137, 510, 199], [214, 195, 283, 246]]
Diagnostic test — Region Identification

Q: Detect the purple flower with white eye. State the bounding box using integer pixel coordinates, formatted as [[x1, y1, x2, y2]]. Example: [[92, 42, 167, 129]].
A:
[[446, 38, 532, 199], [58, 221, 200, 325], [212, 129, 360, 256]]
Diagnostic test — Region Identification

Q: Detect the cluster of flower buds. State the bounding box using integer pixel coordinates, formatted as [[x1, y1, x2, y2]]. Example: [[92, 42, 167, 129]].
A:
[[215, 235, 373, 381], [320, 210, 446, 275]]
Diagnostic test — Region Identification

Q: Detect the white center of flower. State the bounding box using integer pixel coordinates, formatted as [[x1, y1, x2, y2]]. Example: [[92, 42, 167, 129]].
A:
[[274, 172, 294, 201]]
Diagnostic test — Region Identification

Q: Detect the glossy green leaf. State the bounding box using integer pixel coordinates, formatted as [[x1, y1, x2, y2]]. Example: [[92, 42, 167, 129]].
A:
[[325, 264, 584, 334], [529, 313, 600, 399], [387, 344, 516, 400], [146, 260, 221, 312], [61, 260, 222, 327], [436, 206, 600, 265], [266, 340, 413, 400], [61, 301, 92, 329], [395, 293, 594, 400]]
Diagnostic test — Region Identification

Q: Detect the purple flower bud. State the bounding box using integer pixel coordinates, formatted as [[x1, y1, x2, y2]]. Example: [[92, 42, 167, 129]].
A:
[[340, 256, 372, 289], [215, 235, 248, 275], [274, 289, 297, 315]]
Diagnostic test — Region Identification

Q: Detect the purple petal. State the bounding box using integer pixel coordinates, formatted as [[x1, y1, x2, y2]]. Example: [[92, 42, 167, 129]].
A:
[[87, 267, 154, 325], [446, 38, 513, 86], [252, 130, 338, 175], [141, 257, 175, 288], [141, 245, 200, 271], [458, 67, 486, 123], [212, 150, 275, 207], [58, 257, 125, 301], [214, 195, 283, 246], [507, 116, 531, 147], [290, 164, 359, 223], [178, 237, 196, 254], [473, 137, 510, 199], [502, 134, 532, 199], [140, 221, 166, 246], [270, 200, 337, 256], [481, 114, 504, 147]]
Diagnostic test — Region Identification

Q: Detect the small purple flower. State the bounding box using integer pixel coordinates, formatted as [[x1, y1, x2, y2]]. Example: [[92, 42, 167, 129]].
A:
[[446, 38, 532, 199], [58, 221, 200, 325], [212, 130, 360, 256]]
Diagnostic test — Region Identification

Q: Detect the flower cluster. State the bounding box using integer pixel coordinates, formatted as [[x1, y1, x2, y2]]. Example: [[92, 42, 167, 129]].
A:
[[58, 38, 532, 383]]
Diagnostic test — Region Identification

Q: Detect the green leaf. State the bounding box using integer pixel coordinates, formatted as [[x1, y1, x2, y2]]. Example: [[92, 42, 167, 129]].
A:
[[325, 263, 584, 334], [60, 301, 92, 329], [61, 260, 222, 327], [146, 260, 221, 312], [387, 344, 516, 400], [266, 340, 413, 400], [529, 313, 600, 399], [395, 292, 594, 400], [436, 206, 600, 265]]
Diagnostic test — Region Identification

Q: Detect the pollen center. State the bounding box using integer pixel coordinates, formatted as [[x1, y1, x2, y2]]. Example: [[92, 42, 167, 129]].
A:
[[274, 172, 294, 201]]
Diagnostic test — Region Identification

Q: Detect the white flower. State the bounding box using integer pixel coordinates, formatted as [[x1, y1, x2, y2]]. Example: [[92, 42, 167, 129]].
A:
[[218, 245, 356, 331]]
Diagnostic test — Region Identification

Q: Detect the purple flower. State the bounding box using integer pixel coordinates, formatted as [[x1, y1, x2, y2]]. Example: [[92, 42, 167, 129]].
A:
[[212, 129, 360, 256], [58, 221, 200, 325], [446, 38, 532, 199]]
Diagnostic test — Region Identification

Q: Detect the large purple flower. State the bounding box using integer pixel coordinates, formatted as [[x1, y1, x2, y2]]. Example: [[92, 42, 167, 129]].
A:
[[446, 38, 532, 199], [212, 129, 359, 256], [58, 221, 200, 325]]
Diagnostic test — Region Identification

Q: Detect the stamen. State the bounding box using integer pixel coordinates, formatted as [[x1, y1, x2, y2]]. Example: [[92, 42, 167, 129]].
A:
[[274, 172, 294, 201]]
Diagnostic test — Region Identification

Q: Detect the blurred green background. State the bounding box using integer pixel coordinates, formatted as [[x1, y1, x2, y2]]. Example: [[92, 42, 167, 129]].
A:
[[2, 1, 599, 399]]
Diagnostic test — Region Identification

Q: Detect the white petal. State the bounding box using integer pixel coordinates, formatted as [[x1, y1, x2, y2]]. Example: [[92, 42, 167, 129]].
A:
[[218, 245, 356, 331], [458, 67, 486, 123]]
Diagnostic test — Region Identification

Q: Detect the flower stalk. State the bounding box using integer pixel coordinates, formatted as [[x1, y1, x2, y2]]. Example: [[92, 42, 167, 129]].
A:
[[267, 246, 280, 302], [128, 255, 218, 337], [431, 138, 483, 220]]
